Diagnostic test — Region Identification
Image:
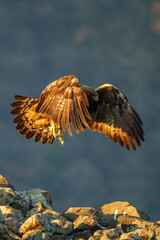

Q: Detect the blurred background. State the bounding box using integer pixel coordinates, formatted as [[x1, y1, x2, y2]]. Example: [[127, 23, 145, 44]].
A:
[[1, 0, 160, 221]]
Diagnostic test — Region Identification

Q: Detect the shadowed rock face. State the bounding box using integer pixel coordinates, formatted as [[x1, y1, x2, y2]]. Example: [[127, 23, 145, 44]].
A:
[[0, 174, 160, 239]]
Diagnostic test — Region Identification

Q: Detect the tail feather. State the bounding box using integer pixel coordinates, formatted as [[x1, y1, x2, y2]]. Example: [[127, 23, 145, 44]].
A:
[[10, 95, 64, 145]]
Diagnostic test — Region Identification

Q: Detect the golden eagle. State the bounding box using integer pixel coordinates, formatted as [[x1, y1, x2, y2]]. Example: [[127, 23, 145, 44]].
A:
[[10, 75, 144, 150]]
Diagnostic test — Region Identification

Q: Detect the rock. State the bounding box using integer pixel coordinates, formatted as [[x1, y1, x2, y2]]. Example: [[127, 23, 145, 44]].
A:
[[119, 232, 138, 240], [70, 230, 92, 239], [0, 205, 23, 221], [38, 189, 53, 206], [97, 213, 117, 229], [6, 231, 21, 240], [26, 202, 45, 218], [42, 209, 64, 220], [51, 218, 73, 234], [95, 201, 149, 228], [22, 229, 50, 240], [19, 213, 55, 235], [10, 190, 30, 216], [0, 187, 15, 205], [96, 201, 150, 220], [42, 209, 73, 234], [25, 189, 52, 210], [0, 223, 21, 240], [1, 217, 20, 234], [51, 235, 71, 240], [0, 175, 9, 186], [118, 215, 160, 237], [11, 189, 52, 217], [64, 207, 100, 222], [0, 175, 15, 191], [90, 228, 121, 240], [43, 209, 73, 234], [0, 206, 23, 233], [43, 209, 61, 217], [20, 210, 73, 237], [119, 230, 156, 240], [130, 229, 156, 239], [73, 215, 100, 231], [0, 223, 9, 239]]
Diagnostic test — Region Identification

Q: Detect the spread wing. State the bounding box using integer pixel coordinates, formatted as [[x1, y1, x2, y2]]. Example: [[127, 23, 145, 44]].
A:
[[87, 84, 144, 150], [10, 75, 144, 149], [36, 75, 91, 136]]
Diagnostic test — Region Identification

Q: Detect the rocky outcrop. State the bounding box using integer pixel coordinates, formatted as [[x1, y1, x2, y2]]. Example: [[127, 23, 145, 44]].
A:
[[0, 174, 159, 239]]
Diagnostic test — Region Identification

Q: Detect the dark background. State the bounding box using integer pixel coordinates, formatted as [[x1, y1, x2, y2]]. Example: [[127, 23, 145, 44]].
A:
[[1, 0, 160, 221]]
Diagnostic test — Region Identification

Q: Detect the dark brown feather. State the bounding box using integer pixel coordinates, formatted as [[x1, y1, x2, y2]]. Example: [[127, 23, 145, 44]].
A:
[[86, 84, 144, 150]]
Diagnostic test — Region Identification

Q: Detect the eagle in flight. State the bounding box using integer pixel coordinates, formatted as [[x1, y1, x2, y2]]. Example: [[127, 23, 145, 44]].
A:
[[10, 75, 144, 150]]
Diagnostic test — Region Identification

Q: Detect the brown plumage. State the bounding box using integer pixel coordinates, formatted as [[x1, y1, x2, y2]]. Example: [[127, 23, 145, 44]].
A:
[[10, 75, 144, 150]]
